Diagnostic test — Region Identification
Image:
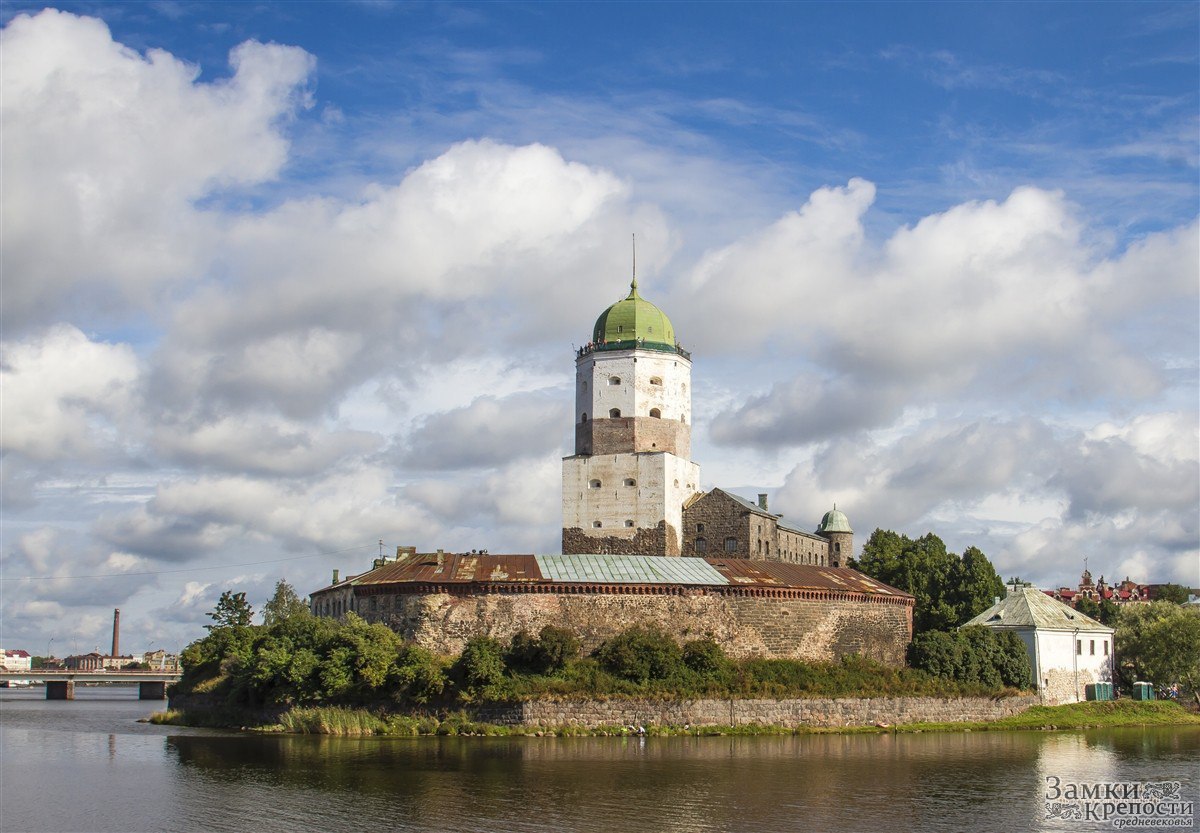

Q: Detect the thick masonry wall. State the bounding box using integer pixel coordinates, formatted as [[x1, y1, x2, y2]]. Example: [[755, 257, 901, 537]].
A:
[[683, 491, 830, 565], [468, 694, 1041, 728], [359, 588, 912, 664], [562, 524, 677, 556], [580, 416, 690, 457]]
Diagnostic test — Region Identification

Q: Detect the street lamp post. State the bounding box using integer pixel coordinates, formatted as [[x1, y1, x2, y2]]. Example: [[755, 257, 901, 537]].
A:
[[45, 637, 54, 662]]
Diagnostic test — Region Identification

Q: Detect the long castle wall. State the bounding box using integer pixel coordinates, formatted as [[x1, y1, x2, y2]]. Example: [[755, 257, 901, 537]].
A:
[[469, 694, 1041, 729], [355, 586, 913, 665]]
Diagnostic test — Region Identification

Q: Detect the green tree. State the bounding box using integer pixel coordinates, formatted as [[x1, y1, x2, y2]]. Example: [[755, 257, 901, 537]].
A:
[[262, 579, 310, 627], [950, 546, 1006, 623], [207, 590, 254, 630], [1074, 596, 1102, 621], [1154, 584, 1190, 605], [1096, 598, 1120, 626], [907, 626, 1030, 689], [1115, 602, 1200, 703], [856, 530, 1003, 632]]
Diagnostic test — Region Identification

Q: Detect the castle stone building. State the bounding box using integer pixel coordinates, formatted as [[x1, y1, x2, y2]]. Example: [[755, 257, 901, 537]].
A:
[[310, 273, 913, 663], [563, 278, 850, 568]]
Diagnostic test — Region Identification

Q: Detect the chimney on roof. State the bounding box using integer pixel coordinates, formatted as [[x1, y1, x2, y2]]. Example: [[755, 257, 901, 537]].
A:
[[332, 569, 339, 584], [111, 608, 120, 658], [757, 493, 768, 510]]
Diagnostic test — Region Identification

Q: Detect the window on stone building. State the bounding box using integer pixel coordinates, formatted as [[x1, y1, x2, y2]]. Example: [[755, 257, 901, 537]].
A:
[[696, 523, 704, 533], [581, 413, 588, 422], [624, 520, 634, 528], [835, 542, 841, 553], [765, 542, 770, 557], [624, 478, 636, 486], [650, 377, 662, 386], [610, 408, 621, 418], [370, 597, 377, 611], [649, 408, 661, 418], [593, 521, 603, 528], [589, 479, 602, 488], [725, 537, 737, 553], [696, 537, 707, 553], [609, 376, 621, 385]]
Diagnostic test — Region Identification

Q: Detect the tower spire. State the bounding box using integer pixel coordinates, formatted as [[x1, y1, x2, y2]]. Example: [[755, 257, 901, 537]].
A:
[[630, 233, 638, 296]]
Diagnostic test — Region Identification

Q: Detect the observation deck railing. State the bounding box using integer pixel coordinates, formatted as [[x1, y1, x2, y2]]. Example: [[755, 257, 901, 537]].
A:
[[576, 340, 691, 360]]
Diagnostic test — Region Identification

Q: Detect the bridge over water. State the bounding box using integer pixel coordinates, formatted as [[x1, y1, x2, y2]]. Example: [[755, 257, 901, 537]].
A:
[[0, 669, 183, 700]]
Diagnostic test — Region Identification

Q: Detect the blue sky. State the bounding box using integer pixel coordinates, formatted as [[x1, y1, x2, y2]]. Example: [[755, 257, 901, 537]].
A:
[[1, 1, 1196, 656]]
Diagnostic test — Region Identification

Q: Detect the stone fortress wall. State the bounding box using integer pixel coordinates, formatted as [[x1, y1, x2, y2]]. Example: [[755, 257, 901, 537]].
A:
[[353, 584, 913, 665]]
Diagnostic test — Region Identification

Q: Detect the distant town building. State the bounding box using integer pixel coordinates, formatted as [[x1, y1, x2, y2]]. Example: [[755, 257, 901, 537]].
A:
[[64, 652, 106, 671], [1, 649, 33, 686], [1046, 567, 1181, 608], [965, 586, 1114, 705]]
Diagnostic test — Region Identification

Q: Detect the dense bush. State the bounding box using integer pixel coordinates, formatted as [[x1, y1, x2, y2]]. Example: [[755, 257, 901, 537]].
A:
[[907, 626, 1031, 689], [595, 625, 684, 683], [506, 626, 581, 675], [454, 636, 507, 690], [682, 639, 732, 678]]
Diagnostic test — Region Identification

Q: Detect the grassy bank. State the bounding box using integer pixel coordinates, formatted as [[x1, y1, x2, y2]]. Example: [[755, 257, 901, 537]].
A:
[[897, 700, 1200, 732], [153, 699, 1199, 737]]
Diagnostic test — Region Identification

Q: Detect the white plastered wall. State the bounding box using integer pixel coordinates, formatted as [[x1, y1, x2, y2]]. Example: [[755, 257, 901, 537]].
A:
[[576, 349, 691, 425], [562, 452, 700, 549]]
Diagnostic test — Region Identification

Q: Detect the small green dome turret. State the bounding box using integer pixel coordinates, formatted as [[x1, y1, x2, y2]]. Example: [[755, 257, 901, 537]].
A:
[[592, 279, 676, 349], [817, 506, 852, 534]]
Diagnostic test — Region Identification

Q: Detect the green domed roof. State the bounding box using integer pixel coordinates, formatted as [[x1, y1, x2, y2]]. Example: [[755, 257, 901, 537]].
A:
[[592, 279, 675, 348], [817, 506, 852, 534]]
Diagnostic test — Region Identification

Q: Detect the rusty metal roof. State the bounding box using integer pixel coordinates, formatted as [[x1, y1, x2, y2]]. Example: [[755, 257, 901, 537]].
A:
[[315, 552, 910, 598], [705, 561, 908, 596]]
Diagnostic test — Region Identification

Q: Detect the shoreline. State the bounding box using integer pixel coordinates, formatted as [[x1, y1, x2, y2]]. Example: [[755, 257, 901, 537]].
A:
[[151, 699, 1200, 737]]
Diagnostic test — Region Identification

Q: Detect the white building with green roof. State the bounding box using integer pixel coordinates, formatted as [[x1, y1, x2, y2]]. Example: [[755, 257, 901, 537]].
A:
[[964, 586, 1114, 704]]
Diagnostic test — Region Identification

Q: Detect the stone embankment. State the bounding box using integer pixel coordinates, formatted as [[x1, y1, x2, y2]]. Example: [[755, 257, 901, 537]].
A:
[[468, 694, 1041, 729]]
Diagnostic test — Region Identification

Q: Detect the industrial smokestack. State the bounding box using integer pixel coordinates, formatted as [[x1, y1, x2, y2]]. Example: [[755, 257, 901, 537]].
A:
[[111, 608, 120, 658]]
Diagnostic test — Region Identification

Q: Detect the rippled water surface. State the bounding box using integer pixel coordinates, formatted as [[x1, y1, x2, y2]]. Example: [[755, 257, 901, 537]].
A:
[[1, 688, 1197, 833]]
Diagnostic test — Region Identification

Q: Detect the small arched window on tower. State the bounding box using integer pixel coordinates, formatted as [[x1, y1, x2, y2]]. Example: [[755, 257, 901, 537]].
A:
[[592, 521, 603, 528], [623, 478, 636, 487], [609, 376, 621, 385], [649, 408, 661, 418], [650, 376, 662, 386], [581, 413, 588, 423], [624, 520, 634, 528], [609, 408, 621, 418], [589, 479, 602, 489]]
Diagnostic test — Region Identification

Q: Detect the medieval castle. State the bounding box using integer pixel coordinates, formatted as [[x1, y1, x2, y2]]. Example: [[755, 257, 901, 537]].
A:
[[311, 276, 913, 663]]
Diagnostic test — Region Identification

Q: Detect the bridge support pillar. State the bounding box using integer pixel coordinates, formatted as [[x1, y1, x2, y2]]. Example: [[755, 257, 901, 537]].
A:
[[138, 681, 167, 700], [46, 680, 75, 700]]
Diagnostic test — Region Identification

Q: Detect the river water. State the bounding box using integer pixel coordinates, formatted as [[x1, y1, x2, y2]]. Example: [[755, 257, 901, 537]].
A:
[[1, 687, 1196, 833]]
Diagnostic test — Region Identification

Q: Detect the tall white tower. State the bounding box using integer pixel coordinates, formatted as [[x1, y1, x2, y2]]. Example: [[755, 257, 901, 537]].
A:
[[562, 277, 700, 556]]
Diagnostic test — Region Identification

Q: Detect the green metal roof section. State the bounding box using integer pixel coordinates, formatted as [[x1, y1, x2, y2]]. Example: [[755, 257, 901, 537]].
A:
[[592, 279, 676, 348], [816, 506, 852, 534], [536, 554, 728, 585], [964, 587, 1112, 632]]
